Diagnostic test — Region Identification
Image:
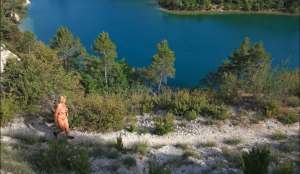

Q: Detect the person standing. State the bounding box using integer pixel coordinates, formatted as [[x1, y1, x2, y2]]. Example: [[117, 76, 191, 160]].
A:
[[53, 95, 74, 139]]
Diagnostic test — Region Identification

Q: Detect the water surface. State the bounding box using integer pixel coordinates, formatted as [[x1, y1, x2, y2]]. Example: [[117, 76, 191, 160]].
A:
[[20, 0, 300, 87]]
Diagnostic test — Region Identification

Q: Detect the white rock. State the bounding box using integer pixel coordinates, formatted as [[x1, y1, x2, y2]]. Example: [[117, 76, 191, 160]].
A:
[[1, 45, 20, 73]]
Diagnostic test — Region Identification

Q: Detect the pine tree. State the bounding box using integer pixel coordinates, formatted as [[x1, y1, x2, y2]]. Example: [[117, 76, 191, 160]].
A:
[[50, 26, 85, 73], [146, 40, 175, 92], [91, 31, 118, 87]]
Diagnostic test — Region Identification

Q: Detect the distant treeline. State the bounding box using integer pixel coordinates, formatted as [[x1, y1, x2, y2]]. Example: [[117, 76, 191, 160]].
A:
[[158, 0, 300, 13]]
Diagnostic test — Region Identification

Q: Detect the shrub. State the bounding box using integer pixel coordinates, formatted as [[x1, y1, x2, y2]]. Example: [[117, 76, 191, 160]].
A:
[[139, 126, 150, 134], [107, 140, 116, 148], [70, 94, 129, 132], [226, 137, 242, 145], [154, 113, 175, 135], [201, 141, 217, 147], [0, 92, 19, 126], [129, 123, 137, 132], [175, 143, 189, 150], [273, 160, 296, 174], [184, 110, 197, 120], [12, 134, 35, 145], [89, 147, 105, 158], [181, 120, 188, 127], [113, 123, 124, 131], [70, 146, 91, 174], [182, 150, 201, 160], [123, 156, 136, 169], [135, 141, 148, 155], [241, 146, 271, 174], [279, 141, 298, 152], [116, 136, 124, 151], [141, 101, 154, 115], [265, 100, 281, 117], [107, 149, 119, 159], [148, 161, 171, 174], [272, 130, 287, 140], [278, 112, 299, 124], [251, 114, 266, 124], [285, 96, 300, 107], [154, 144, 166, 149], [206, 118, 217, 125], [213, 104, 229, 120]]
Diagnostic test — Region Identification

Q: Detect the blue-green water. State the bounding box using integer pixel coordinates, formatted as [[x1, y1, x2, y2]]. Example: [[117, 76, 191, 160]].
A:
[[20, 0, 299, 88]]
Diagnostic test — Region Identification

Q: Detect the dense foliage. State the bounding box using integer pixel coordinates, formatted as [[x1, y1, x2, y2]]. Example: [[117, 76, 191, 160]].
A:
[[158, 0, 300, 13]]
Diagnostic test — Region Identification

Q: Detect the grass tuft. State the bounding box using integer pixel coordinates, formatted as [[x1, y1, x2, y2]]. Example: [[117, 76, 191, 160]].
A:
[[123, 156, 136, 169], [226, 137, 242, 145], [135, 141, 148, 155], [201, 141, 217, 147], [175, 143, 189, 150], [272, 130, 287, 140]]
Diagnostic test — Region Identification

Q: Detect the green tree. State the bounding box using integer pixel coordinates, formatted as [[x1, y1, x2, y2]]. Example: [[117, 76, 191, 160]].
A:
[[18, 30, 36, 53], [49, 26, 85, 73], [91, 31, 118, 87], [146, 40, 176, 92]]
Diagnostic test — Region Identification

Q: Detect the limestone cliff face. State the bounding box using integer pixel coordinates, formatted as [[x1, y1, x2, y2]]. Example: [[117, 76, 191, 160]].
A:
[[0, 44, 20, 73], [24, 0, 31, 6]]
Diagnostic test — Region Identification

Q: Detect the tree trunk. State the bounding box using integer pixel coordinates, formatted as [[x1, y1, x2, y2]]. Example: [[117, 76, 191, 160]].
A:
[[105, 62, 108, 87], [158, 76, 163, 93]]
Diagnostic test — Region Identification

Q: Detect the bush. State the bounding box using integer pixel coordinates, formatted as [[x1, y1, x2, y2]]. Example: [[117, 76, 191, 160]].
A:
[[182, 150, 201, 160], [154, 113, 175, 135], [123, 156, 136, 169], [241, 146, 271, 174], [116, 136, 124, 151], [139, 126, 150, 134], [129, 123, 137, 132], [201, 141, 217, 147], [272, 130, 287, 140], [226, 137, 242, 145], [278, 112, 299, 124], [273, 160, 296, 174], [89, 147, 105, 158], [11, 134, 35, 145], [184, 110, 197, 120], [206, 118, 217, 125], [70, 94, 129, 132], [265, 100, 281, 117], [107, 149, 119, 159], [0, 92, 19, 126], [148, 161, 171, 174], [175, 143, 189, 150], [135, 141, 148, 155], [107, 140, 116, 148], [113, 123, 124, 131], [70, 146, 91, 174], [285, 96, 300, 107], [279, 141, 298, 152]]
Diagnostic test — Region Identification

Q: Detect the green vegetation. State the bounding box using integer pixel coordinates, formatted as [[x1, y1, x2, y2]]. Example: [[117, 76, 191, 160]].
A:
[[89, 147, 105, 158], [206, 118, 218, 125], [116, 136, 124, 151], [278, 112, 299, 124], [272, 130, 287, 140], [279, 141, 298, 152], [226, 137, 242, 145], [135, 141, 149, 155], [241, 146, 271, 174], [30, 139, 90, 174], [154, 144, 166, 149], [284, 96, 300, 107], [184, 110, 198, 120], [154, 113, 175, 135], [1, 143, 36, 174], [273, 160, 296, 174], [182, 150, 201, 160], [123, 156, 136, 169], [8, 134, 35, 145], [175, 143, 189, 150], [158, 0, 300, 13], [148, 161, 171, 174], [201, 141, 217, 147], [129, 123, 137, 132], [107, 149, 119, 159]]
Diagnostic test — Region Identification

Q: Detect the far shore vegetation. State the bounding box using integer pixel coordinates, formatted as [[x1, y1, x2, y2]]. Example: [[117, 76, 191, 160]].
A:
[[158, 0, 300, 14]]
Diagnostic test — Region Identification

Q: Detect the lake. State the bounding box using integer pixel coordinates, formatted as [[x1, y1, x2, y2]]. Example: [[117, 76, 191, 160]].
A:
[[20, 0, 300, 88]]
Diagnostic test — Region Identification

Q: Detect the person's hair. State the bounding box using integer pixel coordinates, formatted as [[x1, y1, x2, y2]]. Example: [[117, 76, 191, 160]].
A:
[[57, 95, 67, 104]]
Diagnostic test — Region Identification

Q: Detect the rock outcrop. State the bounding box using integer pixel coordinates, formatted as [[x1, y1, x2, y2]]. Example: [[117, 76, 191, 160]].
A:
[[1, 44, 20, 73], [24, 0, 31, 6]]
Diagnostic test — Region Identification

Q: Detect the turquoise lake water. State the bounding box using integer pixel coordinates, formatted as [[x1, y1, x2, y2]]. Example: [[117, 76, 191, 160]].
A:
[[20, 0, 300, 88]]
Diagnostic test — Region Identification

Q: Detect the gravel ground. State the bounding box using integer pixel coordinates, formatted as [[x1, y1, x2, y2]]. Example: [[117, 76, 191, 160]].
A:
[[1, 106, 299, 174]]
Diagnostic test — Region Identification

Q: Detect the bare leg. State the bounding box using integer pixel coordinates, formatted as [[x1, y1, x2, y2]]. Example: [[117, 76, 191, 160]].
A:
[[56, 118, 66, 134], [64, 117, 69, 136]]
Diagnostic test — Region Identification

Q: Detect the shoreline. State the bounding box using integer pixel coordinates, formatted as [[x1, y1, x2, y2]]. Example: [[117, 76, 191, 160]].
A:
[[159, 6, 300, 16]]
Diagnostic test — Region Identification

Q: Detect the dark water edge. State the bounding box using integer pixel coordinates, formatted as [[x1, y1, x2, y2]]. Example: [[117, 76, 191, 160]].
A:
[[20, 0, 300, 88]]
